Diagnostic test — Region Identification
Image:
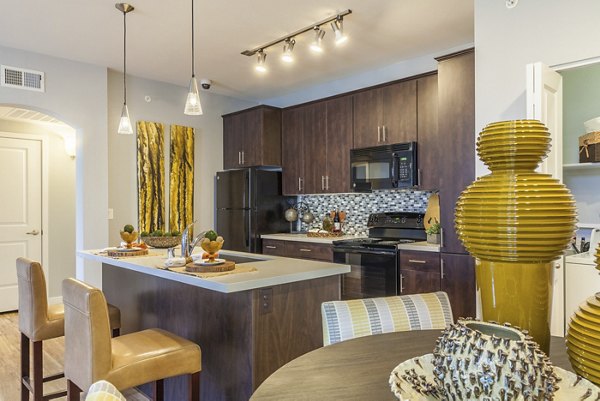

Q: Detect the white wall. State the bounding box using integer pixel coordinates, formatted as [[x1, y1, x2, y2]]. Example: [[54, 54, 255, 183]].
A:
[[475, 0, 600, 177], [107, 70, 256, 245], [0, 45, 108, 287], [0, 120, 76, 298]]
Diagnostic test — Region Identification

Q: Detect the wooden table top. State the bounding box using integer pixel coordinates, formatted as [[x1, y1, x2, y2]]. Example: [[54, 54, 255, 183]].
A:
[[250, 330, 571, 401]]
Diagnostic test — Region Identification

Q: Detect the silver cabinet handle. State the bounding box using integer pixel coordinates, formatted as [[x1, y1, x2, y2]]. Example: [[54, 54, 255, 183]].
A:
[[400, 274, 405, 293], [299, 248, 312, 252], [298, 177, 303, 192], [440, 227, 444, 249], [321, 175, 325, 191], [26, 230, 40, 236], [238, 151, 241, 165], [440, 259, 445, 279], [418, 169, 422, 187], [325, 176, 329, 190], [265, 245, 277, 249], [383, 125, 387, 142], [377, 126, 381, 142], [242, 151, 245, 165], [408, 259, 426, 264]]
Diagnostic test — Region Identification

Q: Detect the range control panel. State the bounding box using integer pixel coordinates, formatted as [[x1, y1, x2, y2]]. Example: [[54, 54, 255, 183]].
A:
[[367, 212, 425, 229]]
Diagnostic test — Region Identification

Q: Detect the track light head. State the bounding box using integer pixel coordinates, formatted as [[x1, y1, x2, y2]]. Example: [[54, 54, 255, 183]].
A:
[[310, 27, 326, 53], [281, 38, 295, 63], [255, 50, 267, 73], [331, 16, 347, 45]]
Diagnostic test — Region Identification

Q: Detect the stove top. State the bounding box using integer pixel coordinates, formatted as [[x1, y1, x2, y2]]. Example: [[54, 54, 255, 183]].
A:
[[333, 237, 416, 250]]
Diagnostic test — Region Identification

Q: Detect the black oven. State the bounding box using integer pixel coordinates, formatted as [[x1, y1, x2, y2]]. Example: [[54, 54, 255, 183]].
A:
[[333, 247, 398, 300], [350, 142, 417, 192]]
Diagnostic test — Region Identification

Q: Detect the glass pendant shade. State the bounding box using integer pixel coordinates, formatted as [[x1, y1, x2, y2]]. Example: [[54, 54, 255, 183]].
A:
[[184, 76, 203, 115], [117, 103, 133, 135]]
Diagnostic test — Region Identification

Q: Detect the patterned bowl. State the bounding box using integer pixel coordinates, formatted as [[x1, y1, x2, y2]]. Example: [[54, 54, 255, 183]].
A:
[[141, 236, 181, 248]]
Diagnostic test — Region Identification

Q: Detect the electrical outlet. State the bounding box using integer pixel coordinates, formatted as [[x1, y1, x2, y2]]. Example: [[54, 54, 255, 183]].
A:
[[108, 208, 114, 220]]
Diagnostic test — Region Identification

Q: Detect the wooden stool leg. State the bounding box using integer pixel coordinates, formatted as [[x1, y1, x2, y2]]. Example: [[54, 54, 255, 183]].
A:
[[20, 333, 30, 401], [153, 379, 164, 401], [67, 380, 81, 401], [189, 372, 200, 401], [32, 340, 43, 401]]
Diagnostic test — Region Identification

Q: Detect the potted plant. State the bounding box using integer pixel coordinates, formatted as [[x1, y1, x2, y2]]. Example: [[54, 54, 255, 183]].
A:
[[426, 222, 441, 244]]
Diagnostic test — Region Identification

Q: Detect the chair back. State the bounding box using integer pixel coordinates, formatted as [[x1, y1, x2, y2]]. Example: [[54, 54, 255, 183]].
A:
[[321, 291, 454, 346], [62, 278, 112, 389], [16, 257, 49, 339]]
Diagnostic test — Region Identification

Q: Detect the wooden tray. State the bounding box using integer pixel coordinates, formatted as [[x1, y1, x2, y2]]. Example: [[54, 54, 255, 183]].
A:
[[107, 248, 149, 257], [185, 260, 235, 273], [306, 231, 344, 238]]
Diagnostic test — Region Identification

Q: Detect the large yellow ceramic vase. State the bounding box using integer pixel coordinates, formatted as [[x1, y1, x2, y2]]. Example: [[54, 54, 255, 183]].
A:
[[455, 120, 577, 354], [566, 245, 600, 384]]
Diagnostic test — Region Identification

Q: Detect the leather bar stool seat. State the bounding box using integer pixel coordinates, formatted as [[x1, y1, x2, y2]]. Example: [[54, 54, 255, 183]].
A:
[[16, 257, 122, 401], [63, 278, 201, 401]]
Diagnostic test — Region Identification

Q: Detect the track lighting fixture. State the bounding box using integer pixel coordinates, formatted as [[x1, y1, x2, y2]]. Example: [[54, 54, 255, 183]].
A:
[[184, 0, 202, 115], [310, 27, 326, 53], [331, 16, 347, 45], [241, 9, 351, 72], [116, 3, 134, 135], [506, 0, 519, 8], [281, 39, 295, 63], [255, 50, 267, 73]]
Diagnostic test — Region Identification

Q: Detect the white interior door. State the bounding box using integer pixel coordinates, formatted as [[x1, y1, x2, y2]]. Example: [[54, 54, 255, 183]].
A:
[[526, 62, 565, 336], [0, 137, 42, 312]]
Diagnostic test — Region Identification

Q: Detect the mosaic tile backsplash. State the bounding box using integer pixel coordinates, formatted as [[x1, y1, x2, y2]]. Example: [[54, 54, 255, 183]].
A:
[[297, 189, 433, 236]]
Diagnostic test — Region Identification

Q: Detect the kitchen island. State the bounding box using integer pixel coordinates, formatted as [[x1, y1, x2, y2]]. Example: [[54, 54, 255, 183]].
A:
[[78, 249, 349, 401]]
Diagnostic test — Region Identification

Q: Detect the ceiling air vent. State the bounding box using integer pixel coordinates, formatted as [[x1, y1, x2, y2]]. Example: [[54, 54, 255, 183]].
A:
[[1, 65, 45, 92]]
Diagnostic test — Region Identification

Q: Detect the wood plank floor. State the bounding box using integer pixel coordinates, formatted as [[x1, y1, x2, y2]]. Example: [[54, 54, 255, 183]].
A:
[[0, 311, 148, 401]]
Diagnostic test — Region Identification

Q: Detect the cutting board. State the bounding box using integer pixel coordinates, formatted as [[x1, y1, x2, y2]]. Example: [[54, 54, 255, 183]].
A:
[[424, 193, 440, 230], [186, 260, 235, 273]]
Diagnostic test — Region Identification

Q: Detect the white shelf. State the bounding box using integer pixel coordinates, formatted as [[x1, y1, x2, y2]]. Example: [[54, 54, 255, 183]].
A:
[[563, 162, 600, 170]]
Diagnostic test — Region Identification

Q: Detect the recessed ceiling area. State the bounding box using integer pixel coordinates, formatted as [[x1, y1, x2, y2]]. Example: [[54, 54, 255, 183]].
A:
[[0, 1, 473, 103]]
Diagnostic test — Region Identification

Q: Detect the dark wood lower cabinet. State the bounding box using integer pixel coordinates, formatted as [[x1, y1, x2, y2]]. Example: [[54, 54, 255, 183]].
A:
[[440, 253, 476, 321], [263, 239, 333, 262], [102, 264, 341, 401], [398, 250, 440, 295]]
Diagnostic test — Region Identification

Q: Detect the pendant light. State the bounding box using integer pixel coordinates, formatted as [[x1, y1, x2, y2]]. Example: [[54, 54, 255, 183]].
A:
[[116, 3, 134, 135], [184, 0, 202, 115]]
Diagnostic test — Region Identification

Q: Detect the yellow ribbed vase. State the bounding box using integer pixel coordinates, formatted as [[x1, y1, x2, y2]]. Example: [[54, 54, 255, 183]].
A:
[[566, 245, 600, 384], [455, 120, 577, 354]]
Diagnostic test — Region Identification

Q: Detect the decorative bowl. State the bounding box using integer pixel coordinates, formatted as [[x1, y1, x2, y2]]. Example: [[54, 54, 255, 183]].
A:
[[119, 231, 138, 248], [200, 238, 224, 261], [141, 235, 181, 248]]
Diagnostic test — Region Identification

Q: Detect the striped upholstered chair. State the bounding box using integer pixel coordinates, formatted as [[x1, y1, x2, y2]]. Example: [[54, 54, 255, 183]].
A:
[[321, 291, 453, 346]]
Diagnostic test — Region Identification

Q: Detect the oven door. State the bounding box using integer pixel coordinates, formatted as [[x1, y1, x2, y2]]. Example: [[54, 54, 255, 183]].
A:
[[333, 248, 398, 300]]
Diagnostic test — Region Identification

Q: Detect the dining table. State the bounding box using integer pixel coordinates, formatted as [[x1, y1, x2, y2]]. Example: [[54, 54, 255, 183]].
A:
[[250, 330, 572, 400]]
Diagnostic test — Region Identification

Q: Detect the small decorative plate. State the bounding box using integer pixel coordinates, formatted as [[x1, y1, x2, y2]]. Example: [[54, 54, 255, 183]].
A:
[[194, 258, 225, 266], [389, 354, 600, 401]]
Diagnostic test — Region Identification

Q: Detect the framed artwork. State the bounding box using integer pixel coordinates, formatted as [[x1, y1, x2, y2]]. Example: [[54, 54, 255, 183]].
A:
[[137, 121, 165, 233], [169, 124, 194, 232]]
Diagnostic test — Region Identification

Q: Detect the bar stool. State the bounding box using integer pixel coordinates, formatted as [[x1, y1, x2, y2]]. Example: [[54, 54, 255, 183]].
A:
[[62, 278, 201, 401], [16, 257, 122, 401]]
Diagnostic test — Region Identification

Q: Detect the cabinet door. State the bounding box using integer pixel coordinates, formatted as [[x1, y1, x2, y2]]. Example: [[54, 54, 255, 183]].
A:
[[285, 241, 333, 262], [417, 74, 439, 190], [325, 96, 353, 193], [399, 250, 440, 295], [353, 88, 383, 149], [241, 108, 262, 167], [440, 253, 475, 321], [437, 50, 475, 254], [382, 80, 417, 144], [258, 107, 282, 167], [281, 107, 305, 195], [303, 102, 327, 194], [223, 113, 244, 169]]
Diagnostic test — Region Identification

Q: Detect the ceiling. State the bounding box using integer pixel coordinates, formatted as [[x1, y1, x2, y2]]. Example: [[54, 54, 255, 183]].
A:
[[0, 1, 473, 102]]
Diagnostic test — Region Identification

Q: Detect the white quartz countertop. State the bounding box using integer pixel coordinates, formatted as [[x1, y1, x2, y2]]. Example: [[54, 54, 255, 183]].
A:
[[261, 233, 365, 244], [78, 248, 350, 293], [397, 241, 440, 253]]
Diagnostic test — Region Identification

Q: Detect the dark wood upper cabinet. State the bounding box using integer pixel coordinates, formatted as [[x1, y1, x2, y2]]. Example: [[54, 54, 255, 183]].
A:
[[436, 49, 475, 254], [222, 105, 282, 170], [416, 74, 439, 190], [353, 80, 417, 149], [282, 107, 305, 195], [325, 96, 353, 193], [440, 253, 476, 321], [303, 103, 327, 194]]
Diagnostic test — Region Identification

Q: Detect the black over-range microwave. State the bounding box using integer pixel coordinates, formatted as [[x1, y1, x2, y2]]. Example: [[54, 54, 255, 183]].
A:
[[350, 142, 417, 192]]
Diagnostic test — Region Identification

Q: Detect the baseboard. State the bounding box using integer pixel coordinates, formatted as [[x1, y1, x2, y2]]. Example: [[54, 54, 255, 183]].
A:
[[48, 296, 63, 305]]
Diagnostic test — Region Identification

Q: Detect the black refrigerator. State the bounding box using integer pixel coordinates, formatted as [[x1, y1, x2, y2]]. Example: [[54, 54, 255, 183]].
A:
[[215, 167, 290, 253]]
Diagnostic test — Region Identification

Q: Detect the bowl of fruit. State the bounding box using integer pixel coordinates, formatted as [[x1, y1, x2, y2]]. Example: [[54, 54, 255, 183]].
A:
[[200, 230, 224, 262], [119, 224, 139, 248], [140, 230, 182, 248]]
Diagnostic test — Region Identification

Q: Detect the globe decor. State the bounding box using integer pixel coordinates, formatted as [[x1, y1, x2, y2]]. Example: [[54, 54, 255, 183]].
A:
[[566, 244, 600, 385], [455, 120, 577, 354]]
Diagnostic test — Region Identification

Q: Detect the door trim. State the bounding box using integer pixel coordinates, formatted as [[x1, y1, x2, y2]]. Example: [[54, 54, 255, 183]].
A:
[[0, 131, 49, 282]]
